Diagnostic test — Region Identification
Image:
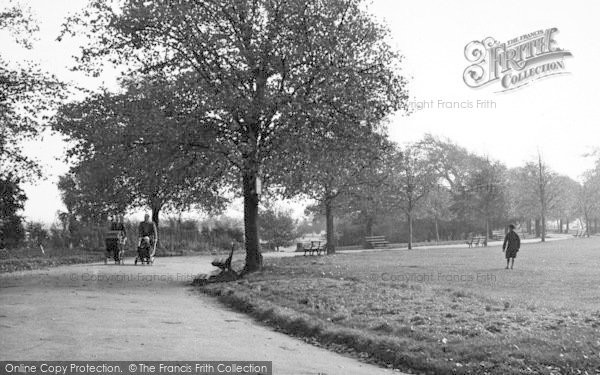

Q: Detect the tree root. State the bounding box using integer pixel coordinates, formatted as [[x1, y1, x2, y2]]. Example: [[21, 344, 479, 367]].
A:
[[193, 269, 240, 285]]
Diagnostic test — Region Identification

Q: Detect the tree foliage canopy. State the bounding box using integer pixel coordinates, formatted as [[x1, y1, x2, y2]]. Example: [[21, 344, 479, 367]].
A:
[[54, 76, 229, 224], [61, 0, 408, 270], [258, 208, 296, 251], [0, 172, 27, 248], [1, 1, 64, 179]]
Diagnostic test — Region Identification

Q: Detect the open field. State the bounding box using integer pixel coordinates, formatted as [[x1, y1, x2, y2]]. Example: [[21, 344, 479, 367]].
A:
[[200, 237, 600, 374]]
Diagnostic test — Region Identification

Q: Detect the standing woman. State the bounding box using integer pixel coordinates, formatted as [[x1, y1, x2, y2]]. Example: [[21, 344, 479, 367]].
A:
[[502, 224, 521, 269], [111, 214, 127, 238]]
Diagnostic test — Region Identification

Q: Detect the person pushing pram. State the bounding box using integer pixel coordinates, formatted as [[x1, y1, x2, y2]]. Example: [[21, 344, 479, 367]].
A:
[[136, 213, 158, 265], [105, 214, 127, 264]]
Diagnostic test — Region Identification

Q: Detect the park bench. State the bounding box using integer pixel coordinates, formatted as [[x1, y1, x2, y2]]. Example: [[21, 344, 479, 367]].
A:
[[491, 230, 505, 241], [466, 236, 487, 248], [364, 235, 389, 248], [303, 241, 326, 256]]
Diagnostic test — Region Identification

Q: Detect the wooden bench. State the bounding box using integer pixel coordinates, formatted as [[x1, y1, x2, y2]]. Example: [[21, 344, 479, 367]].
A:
[[491, 230, 505, 241], [365, 236, 389, 248], [303, 241, 326, 256], [466, 236, 487, 248]]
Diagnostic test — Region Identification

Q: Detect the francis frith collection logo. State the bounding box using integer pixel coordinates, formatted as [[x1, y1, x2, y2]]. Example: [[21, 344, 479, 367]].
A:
[[463, 28, 572, 92]]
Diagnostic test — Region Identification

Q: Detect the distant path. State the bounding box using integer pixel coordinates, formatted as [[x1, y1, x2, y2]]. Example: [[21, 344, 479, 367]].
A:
[[0, 256, 402, 375], [336, 233, 574, 254]]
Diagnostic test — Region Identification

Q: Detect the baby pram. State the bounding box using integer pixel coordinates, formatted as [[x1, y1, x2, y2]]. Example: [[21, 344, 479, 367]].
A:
[[104, 230, 125, 264], [135, 236, 155, 265]]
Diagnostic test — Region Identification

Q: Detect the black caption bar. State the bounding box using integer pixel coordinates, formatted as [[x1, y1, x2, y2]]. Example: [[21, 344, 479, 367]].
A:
[[0, 362, 272, 375]]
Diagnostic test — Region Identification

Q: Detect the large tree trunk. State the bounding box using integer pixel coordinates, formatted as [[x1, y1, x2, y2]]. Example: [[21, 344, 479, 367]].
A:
[[541, 214, 546, 242], [566, 218, 570, 233], [434, 214, 440, 242], [585, 215, 591, 237], [559, 219, 563, 233], [365, 215, 374, 237], [538, 153, 547, 242], [242, 172, 262, 273], [150, 202, 161, 247], [325, 200, 335, 254], [535, 219, 541, 238], [527, 219, 532, 234], [407, 212, 413, 250], [151, 206, 160, 227]]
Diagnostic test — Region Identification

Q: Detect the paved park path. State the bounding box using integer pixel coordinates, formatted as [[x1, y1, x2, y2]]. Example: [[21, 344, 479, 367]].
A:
[[0, 255, 402, 375]]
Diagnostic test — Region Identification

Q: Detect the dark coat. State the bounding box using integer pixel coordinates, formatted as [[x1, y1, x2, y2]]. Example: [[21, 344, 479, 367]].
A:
[[502, 230, 520, 258], [138, 221, 157, 238], [110, 222, 126, 237]]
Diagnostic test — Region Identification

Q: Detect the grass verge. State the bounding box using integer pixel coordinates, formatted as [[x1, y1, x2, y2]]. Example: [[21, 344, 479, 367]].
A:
[[0, 254, 98, 273], [0, 248, 214, 273]]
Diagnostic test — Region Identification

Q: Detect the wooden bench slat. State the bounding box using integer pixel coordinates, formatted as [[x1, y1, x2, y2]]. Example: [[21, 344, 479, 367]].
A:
[[466, 236, 487, 247], [365, 235, 389, 249], [303, 240, 327, 256]]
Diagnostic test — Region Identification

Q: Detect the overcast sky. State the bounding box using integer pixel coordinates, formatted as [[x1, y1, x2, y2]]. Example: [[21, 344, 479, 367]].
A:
[[4, 0, 599, 223]]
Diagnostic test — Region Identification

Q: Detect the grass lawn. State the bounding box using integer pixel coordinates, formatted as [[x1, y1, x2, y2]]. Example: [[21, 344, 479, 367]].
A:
[[199, 237, 600, 374]]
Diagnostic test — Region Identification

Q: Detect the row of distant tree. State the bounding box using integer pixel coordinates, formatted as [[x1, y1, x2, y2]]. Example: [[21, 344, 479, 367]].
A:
[[329, 136, 600, 247], [1, 212, 294, 255]]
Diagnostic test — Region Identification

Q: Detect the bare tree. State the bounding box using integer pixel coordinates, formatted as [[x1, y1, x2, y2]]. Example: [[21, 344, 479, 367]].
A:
[[535, 152, 559, 242], [578, 170, 600, 237], [388, 144, 438, 249], [421, 185, 453, 242]]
